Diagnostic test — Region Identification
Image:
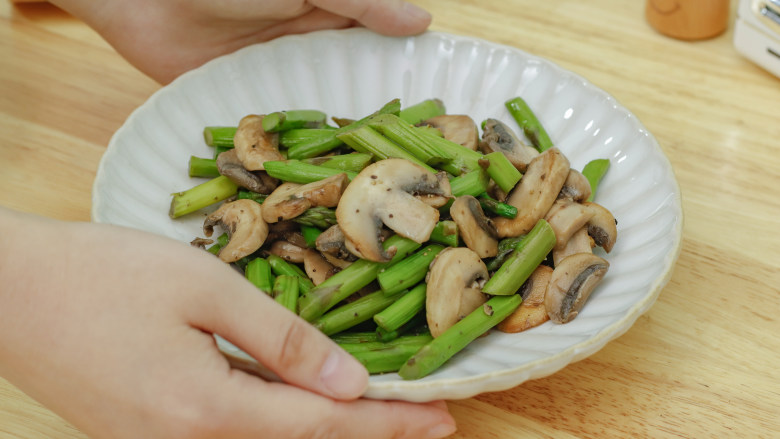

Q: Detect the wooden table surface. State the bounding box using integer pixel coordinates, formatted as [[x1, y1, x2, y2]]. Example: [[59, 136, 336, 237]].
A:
[[2, 0, 779, 437]]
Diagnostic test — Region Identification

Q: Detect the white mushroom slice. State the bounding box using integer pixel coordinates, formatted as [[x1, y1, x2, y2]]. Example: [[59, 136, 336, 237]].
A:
[[545, 253, 609, 323], [321, 252, 353, 270], [552, 226, 594, 266], [422, 114, 480, 151], [583, 201, 618, 253], [315, 224, 356, 261], [268, 240, 306, 263], [544, 198, 595, 250], [494, 148, 571, 238], [233, 114, 284, 171], [216, 149, 279, 194], [203, 199, 268, 263], [414, 172, 452, 208], [336, 159, 451, 262], [558, 169, 592, 202], [497, 265, 553, 333], [303, 249, 338, 286], [479, 118, 540, 172], [425, 247, 489, 338], [450, 195, 499, 258], [261, 173, 349, 224]]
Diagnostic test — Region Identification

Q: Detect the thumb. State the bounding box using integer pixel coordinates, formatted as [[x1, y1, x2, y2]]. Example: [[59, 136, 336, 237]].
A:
[[192, 262, 369, 400], [310, 0, 432, 36]]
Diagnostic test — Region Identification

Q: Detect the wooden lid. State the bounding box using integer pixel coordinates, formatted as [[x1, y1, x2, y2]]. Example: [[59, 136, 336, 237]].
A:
[[646, 0, 730, 40]]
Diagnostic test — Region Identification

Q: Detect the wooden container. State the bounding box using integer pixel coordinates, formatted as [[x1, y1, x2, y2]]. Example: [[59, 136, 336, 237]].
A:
[[646, 0, 731, 40]]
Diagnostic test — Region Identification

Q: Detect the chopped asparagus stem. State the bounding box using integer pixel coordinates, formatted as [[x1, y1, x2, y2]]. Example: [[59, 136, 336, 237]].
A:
[[301, 153, 372, 173], [279, 128, 338, 149], [188, 156, 220, 178], [300, 225, 322, 248], [263, 160, 356, 184], [203, 126, 237, 148], [337, 125, 437, 173], [236, 190, 268, 204], [482, 219, 556, 295], [374, 283, 427, 332], [505, 97, 554, 152], [297, 236, 421, 322], [398, 294, 522, 380], [344, 336, 433, 374], [582, 158, 610, 202], [273, 275, 300, 313], [399, 98, 446, 125], [375, 313, 428, 342], [246, 257, 275, 295], [169, 175, 238, 219], [292, 206, 337, 229], [377, 245, 443, 296], [262, 110, 328, 133], [449, 169, 490, 198], [482, 151, 522, 193], [428, 220, 459, 247], [485, 235, 525, 271], [478, 193, 518, 219], [312, 289, 405, 336], [267, 254, 314, 295]]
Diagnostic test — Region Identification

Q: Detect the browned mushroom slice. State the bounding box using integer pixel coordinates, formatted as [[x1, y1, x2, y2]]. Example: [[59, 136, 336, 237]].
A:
[[479, 118, 540, 172], [261, 173, 349, 224], [544, 198, 595, 250], [497, 265, 553, 333], [421, 114, 480, 151], [450, 195, 499, 258], [414, 171, 452, 208], [425, 247, 489, 338], [558, 169, 592, 202], [494, 148, 571, 238], [203, 199, 269, 263], [216, 149, 279, 194], [583, 202, 618, 253], [545, 253, 609, 323], [233, 114, 284, 171], [552, 226, 594, 266], [315, 225, 357, 261], [303, 249, 339, 286], [336, 159, 450, 262], [267, 240, 306, 263]]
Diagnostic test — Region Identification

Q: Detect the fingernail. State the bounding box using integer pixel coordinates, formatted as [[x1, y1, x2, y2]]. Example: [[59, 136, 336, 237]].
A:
[[426, 422, 457, 438], [403, 2, 432, 22], [319, 349, 368, 399]]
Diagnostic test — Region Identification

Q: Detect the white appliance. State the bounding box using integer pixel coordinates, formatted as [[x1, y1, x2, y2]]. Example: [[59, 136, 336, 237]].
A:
[[734, 0, 780, 77]]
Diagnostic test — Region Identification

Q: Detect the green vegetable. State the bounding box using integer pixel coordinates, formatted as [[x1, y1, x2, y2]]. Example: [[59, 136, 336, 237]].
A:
[[188, 156, 219, 178], [203, 126, 237, 148], [273, 275, 300, 313], [263, 160, 356, 184], [399, 98, 446, 125], [169, 175, 238, 218], [505, 96, 554, 152], [377, 245, 443, 296], [582, 158, 610, 202], [373, 283, 428, 332], [428, 220, 459, 247], [477, 193, 517, 219], [262, 110, 327, 132], [312, 289, 404, 336], [482, 151, 522, 193], [245, 257, 274, 295]]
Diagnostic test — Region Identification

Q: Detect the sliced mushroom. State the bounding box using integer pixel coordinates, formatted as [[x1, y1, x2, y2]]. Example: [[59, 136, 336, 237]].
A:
[[544, 198, 595, 250], [450, 195, 498, 258], [203, 199, 268, 263], [261, 173, 349, 224], [583, 202, 618, 253], [190, 237, 214, 249], [545, 253, 609, 323], [494, 148, 571, 238], [421, 114, 480, 151], [335, 159, 451, 262], [267, 240, 306, 263], [414, 171, 452, 208], [233, 114, 284, 171], [497, 265, 553, 333], [558, 169, 592, 202], [552, 226, 594, 266], [480, 118, 540, 172], [303, 249, 339, 285], [216, 149, 278, 194], [315, 224, 357, 262], [425, 247, 489, 338]]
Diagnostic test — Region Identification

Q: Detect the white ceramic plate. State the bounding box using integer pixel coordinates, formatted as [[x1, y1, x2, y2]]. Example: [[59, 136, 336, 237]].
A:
[[92, 28, 682, 402]]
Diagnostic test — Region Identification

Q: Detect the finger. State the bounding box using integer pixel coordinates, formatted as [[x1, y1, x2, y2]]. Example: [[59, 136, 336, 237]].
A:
[[210, 370, 457, 439], [309, 0, 432, 36], [190, 263, 369, 400]]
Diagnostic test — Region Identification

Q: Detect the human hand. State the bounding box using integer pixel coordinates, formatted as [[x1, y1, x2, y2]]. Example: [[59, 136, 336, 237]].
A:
[[48, 0, 432, 84], [0, 208, 455, 439]]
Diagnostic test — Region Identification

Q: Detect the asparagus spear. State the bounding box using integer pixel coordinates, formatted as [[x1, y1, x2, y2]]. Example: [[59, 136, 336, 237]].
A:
[[367, 114, 459, 174], [188, 156, 219, 178], [273, 275, 300, 313], [301, 153, 372, 173], [398, 294, 522, 380], [263, 160, 357, 184], [373, 283, 427, 332], [236, 190, 268, 204], [169, 175, 238, 218], [582, 158, 610, 202], [300, 225, 322, 248], [342, 334, 433, 374], [477, 193, 518, 219], [262, 110, 327, 132], [375, 313, 428, 342], [267, 254, 315, 295], [292, 206, 337, 229], [482, 151, 522, 193], [505, 97, 554, 152], [449, 169, 490, 198], [399, 98, 446, 125], [206, 233, 229, 255], [203, 126, 237, 148], [330, 332, 379, 344], [312, 289, 405, 336], [245, 257, 274, 295], [428, 220, 459, 247], [337, 125, 436, 173], [485, 235, 525, 271], [482, 219, 556, 295], [377, 245, 443, 295], [279, 128, 337, 148], [297, 235, 420, 322]]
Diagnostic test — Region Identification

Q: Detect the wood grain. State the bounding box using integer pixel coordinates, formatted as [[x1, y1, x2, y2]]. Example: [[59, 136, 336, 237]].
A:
[[2, 0, 779, 437]]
